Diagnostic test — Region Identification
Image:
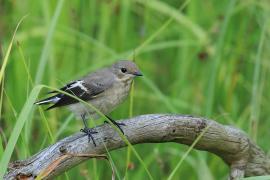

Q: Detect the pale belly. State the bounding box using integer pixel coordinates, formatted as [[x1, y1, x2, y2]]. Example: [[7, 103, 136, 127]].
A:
[[68, 80, 131, 120]]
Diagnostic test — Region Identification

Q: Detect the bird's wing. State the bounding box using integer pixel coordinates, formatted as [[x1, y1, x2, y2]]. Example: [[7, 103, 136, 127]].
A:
[[45, 70, 115, 110]]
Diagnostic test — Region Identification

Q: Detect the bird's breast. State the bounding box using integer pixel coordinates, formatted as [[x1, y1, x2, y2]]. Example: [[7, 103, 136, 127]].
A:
[[90, 79, 132, 114]]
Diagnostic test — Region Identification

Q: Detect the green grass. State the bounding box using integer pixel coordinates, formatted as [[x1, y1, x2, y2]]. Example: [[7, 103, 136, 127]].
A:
[[249, 22, 267, 141], [34, 0, 65, 84], [243, 176, 270, 180], [205, 0, 236, 117], [1, 0, 270, 179], [167, 125, 211, 180], [0, 85, 43, 179]]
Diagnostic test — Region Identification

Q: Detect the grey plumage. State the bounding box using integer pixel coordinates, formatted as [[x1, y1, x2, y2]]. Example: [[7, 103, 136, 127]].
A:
[[35, 60, 142, 120], [67, 68, 132, 120]]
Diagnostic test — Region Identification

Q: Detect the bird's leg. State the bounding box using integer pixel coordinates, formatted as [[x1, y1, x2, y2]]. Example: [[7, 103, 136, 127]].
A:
[[104, 115, 126, 134], [80, 113, 98, 146]]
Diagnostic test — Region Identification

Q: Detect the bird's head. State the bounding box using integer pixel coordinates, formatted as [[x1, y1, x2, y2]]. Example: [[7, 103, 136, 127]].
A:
[[112, 60, 143, 80]]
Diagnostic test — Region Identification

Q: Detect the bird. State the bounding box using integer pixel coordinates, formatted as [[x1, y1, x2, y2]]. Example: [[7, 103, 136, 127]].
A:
[[35, 60, 143, 146]]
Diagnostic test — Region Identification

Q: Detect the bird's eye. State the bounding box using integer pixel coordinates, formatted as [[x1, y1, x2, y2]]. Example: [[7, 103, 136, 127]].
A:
[[121, 68, 127, 73]]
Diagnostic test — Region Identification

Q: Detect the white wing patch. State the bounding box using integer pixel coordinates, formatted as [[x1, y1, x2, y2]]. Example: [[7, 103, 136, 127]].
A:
[[35, 96, 60, 105], [50, 97, 61, 103], [69, 80, 88, 92]]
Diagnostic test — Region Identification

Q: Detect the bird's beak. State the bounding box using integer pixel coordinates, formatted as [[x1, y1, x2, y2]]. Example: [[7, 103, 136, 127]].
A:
[[133, 71, 143, 76]]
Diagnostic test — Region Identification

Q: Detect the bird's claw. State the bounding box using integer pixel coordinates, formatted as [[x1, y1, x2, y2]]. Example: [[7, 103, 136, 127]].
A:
[[80, 128, 98, 146], [104, 120, 126, 134]]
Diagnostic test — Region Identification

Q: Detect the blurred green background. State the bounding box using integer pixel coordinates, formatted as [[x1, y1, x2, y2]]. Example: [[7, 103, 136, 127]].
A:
[[0, 0, 269, 179]]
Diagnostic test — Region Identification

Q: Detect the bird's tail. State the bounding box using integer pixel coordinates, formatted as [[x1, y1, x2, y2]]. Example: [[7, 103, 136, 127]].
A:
[[34, 95, 60, 106]]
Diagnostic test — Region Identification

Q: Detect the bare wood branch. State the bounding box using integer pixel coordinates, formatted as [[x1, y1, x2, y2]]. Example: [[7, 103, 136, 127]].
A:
[[4, 114, 270, 179]]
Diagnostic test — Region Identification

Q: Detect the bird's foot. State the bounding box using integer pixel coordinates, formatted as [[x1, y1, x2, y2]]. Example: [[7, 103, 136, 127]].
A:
[[80, 128, 98, 146], [104, 120, 126, 134]]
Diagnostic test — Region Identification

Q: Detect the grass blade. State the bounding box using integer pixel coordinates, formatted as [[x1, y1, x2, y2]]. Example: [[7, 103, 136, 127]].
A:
[[167, 125, 211, 180], [135, 0, 206, 44], [205, 0, 236, 116], [0, 85, 43, 179], [249, 23, 267, 141], [34, 0, 65, 84], [0, 136, 3, 157], [243, 176, 270, 180], [0, 15, 27, 85], [130, 0, 192, 58]]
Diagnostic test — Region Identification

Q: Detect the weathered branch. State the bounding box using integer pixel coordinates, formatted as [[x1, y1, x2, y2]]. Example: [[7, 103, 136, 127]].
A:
[[4, 114, 270, 179]]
